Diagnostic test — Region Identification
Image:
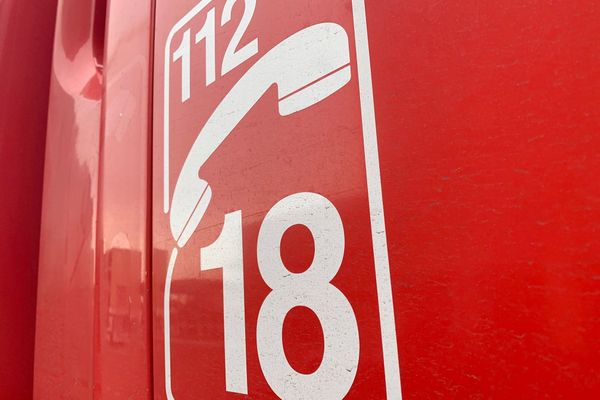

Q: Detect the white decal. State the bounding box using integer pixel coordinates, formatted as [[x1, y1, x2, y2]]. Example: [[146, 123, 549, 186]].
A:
[[169, 22, 350, 247], [162, 0, 260, 211], [351, 1, 402, 397], [162, 1, 402, 399]]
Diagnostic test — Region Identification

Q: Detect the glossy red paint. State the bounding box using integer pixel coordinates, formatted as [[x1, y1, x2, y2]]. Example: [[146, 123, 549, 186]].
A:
[[152, 0, 600, 399], [0, 0, 595, 398], [94, 0, 154, 397], [0, 0, 57, 397], [370, 1, 600, 397], [33, 0, 154, 398]]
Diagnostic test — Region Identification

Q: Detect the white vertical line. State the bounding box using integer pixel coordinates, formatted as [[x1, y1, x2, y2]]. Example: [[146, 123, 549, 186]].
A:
[[164, 248, 178, 400], [351, 0, 403, 398]]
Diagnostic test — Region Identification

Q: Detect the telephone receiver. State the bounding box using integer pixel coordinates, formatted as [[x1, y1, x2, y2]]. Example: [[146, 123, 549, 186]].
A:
[[170, 23, 351, 247]]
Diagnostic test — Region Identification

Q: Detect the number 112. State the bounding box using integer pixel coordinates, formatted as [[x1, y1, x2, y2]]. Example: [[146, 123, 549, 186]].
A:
[[172, 0, 259, 102]]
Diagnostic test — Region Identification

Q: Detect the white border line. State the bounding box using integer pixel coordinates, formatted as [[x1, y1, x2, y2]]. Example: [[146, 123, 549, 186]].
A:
[[352, 0, 403, 398], [164, 248, 178, 400]]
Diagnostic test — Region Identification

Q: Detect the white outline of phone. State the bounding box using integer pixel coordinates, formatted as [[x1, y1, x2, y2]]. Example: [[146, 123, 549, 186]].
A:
[[160, 1, 403, 399]]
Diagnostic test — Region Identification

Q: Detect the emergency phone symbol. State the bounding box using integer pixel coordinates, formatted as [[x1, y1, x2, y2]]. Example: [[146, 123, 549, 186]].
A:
[[161, 1, 402, 399], [168, 23, 351, 247], [162, 15, 362, 400]]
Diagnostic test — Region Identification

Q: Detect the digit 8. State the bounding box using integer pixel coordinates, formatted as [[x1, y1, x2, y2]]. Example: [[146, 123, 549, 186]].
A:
[[256, 192, 360, 399]]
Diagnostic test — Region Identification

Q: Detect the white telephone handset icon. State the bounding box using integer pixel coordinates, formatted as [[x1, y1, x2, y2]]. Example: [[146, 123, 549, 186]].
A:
[[169, 23, 351, 247]]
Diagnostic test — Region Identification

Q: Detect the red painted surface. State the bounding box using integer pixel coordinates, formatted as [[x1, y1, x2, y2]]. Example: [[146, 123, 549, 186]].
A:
[[370, 1, 600, 397], [33, 0, 154, 398], [0, 0, 595, 398], [0, 0, 57, 397], [94, 0, 154, 397], [151, 0, 600, 399]]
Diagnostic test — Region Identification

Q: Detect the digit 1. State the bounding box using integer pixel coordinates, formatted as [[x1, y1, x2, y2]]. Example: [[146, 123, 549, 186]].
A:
[[172, 28, 191, 102], [200, 210, 248, 394], [195, 8, 216, 86]]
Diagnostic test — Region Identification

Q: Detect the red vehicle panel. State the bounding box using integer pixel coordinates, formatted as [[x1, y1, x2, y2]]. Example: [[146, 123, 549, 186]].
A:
[[369, 1, 600, 397], [33, 0, 153, 398], [0, 1, 56, 397], [0, 0, 597, 399]]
